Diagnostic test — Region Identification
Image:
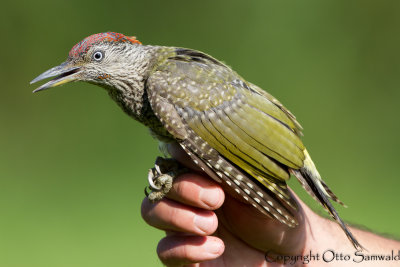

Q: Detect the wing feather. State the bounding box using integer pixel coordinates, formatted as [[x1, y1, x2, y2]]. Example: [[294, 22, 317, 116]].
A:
[[180, 131, 297, 226], [180, 105, 294, 202], [146, 48, 306, 223]]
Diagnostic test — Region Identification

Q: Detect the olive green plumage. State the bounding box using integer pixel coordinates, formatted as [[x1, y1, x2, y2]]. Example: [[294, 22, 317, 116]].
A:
[[31, 32, 362, 250], [148, 48, 361, 249]]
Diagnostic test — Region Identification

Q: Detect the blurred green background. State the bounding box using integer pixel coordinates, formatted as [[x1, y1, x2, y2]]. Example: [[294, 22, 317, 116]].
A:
[[1, 0, 400, 266]]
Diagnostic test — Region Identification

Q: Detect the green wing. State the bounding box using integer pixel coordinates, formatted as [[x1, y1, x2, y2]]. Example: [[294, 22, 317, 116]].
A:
[[146, 48, 306, 225]]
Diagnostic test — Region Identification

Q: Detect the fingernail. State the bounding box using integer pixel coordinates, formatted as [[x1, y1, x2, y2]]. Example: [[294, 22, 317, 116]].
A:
[[205, 239, 224, 255], [200, 188, 221, 209], [194, 214, 214, 234]]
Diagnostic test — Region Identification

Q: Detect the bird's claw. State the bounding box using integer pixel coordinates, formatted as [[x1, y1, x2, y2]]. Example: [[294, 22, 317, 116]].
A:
[[145, 157, 187, 202], [147, 168, 162, 190]]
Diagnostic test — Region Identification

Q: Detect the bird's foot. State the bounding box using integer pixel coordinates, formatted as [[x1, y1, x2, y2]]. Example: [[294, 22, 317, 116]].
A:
[[145, 157, 187, 202]]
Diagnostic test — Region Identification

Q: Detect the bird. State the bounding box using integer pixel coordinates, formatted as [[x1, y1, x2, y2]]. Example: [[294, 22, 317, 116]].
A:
[[31, 32, 362, 250]]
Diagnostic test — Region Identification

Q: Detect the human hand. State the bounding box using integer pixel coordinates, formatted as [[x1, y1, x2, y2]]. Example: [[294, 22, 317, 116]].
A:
[[141, 144, 400, 266], [141, 143, 311, 266]]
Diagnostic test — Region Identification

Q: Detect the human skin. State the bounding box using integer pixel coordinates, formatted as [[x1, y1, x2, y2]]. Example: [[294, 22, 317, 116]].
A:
[[141, 143, 400, 266]]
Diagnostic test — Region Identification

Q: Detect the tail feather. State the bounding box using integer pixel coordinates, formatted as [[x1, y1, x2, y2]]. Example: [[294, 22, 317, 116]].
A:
[[291, 149, 364, 251], [320, 179, 347, 207]]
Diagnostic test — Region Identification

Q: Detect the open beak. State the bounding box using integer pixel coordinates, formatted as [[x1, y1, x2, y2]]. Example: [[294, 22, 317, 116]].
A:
[[31, 62, 81, 93]]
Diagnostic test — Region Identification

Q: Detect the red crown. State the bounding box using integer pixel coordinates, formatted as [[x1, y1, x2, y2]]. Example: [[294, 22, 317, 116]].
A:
[[69, 32, 141, 58]]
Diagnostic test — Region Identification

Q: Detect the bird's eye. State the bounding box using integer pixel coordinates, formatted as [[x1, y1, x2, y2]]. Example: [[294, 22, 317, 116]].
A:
[[93, 51, 104, 61]]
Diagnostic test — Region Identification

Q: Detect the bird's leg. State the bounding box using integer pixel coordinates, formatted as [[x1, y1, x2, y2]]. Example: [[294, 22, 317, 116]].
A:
[[145, 157, 188, 202]]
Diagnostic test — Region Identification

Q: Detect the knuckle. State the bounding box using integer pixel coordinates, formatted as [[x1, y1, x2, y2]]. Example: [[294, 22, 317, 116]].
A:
[[140, 197, 153, 223], [175, 177, 200, 199], [168, 205, 190, 229], [157, 236, 195, 266], [180, 243, 195, 262]]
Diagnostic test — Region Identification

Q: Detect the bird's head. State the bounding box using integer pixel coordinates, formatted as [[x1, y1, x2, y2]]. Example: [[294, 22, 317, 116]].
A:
[[31, 32, 143, 93]]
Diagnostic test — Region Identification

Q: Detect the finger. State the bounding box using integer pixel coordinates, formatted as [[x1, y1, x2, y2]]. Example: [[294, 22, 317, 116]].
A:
[[216, 193, 306, 254], [141, 197, 218, 236], [166, 173, 225, 210], [157, 235, 224, 266]]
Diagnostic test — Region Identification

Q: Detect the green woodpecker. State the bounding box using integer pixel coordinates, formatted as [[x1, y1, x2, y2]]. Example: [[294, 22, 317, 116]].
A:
[[31, 32, 362, 250]]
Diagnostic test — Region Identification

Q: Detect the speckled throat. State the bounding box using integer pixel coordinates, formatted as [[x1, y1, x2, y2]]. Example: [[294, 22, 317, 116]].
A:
[[101, 45, 176, 141]]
